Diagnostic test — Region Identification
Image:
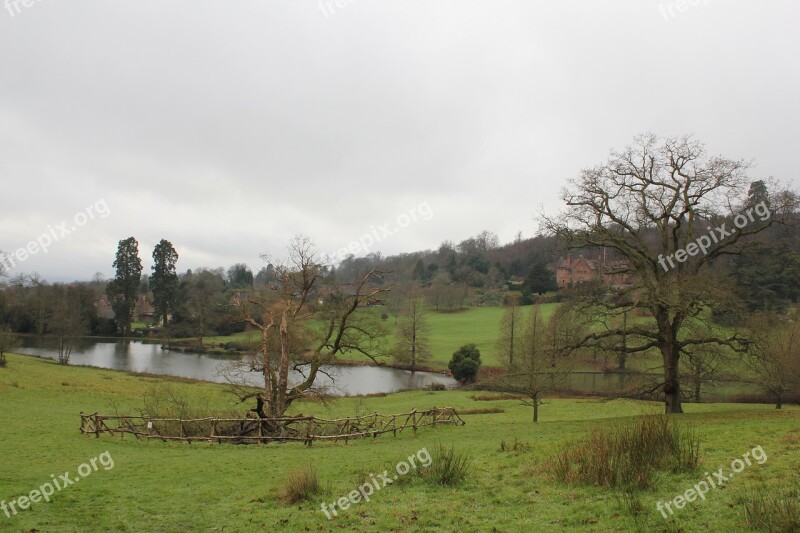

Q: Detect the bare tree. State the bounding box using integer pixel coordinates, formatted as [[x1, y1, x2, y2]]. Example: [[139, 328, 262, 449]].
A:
[[543, 133, 797, 413], [492, 305, 578, 422], [495, 301, 523, 365], [50, 284, 88, 365], [745, 311, 800, 409], [185, 268, 227, 344], [223, 236, 390, 420], [392, 285, 431, 370], [679, 315, 733, 402]]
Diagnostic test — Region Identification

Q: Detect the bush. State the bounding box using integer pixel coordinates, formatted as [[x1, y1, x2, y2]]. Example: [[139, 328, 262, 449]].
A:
[[278, 465, 322, 504], [422, 444, 471, 486], [740, 483, 800, 532], [427, 382, 447, 391], [549, 414, 700, 489], [448, 344, 481, 384]]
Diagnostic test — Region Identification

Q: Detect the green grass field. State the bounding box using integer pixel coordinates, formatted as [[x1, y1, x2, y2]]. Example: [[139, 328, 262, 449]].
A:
[[203, 304, 560, 369], [1, 353, 797, 532]]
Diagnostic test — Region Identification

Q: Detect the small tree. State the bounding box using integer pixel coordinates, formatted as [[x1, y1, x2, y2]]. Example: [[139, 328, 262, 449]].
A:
[[449, 344, 481, 383], [681, 344, 727, 402], [746, 311, 800, 409], [492, 305, 577, 422], [495, 303, 523, 365], [184, 268, 228, 343], [50, 285, 88, 365], [0, 326, 16, 367], [393, 287, 431, 370]]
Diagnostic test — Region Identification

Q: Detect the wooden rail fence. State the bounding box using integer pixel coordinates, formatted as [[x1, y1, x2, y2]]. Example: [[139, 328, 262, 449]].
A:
[[79, 407, 465, 445]]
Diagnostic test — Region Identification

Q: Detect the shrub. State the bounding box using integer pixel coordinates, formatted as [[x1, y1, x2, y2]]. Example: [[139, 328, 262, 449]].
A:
[[421, 444, 471, 486], [427, 382, 447, 391], [740, 483, 800, 532], [448, 344, 481, 384], [278, 466, 322, 504], [549, 414, 699, 489]]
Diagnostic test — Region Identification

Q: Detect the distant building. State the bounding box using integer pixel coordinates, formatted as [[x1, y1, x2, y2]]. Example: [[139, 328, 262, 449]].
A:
[[134, 294, 155, 322], [556, 254, 633, 288], [95, 293, 156, 322], [95, 296, 114, 319]]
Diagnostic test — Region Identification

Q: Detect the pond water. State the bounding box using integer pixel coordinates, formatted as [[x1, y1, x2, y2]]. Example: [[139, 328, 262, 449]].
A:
[[15, 337, 752, 401], [16, 337, 456, 396]]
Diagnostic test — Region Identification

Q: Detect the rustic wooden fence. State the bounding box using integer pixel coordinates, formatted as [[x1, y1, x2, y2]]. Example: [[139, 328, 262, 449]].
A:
[[79, 407, 465, 445]]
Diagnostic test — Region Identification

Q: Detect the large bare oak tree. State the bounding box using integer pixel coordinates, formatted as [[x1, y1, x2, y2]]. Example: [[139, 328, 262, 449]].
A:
[[543, 133, 796, 413]]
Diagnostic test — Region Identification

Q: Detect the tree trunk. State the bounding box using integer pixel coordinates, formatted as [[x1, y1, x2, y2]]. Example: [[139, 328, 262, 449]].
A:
[[618, 310, 627, 370], [532, 393, 539, 423], [694, 378, 701, 402], [663, 353, 683, 413], [775, 392, 783, 410], [411, 327, 417, 371], [658, 312, 683, 414], [275, 311, 290, 417]]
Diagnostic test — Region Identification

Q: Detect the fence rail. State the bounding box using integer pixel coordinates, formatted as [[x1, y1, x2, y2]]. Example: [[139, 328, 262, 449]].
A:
[[79, 407, 465, 445]]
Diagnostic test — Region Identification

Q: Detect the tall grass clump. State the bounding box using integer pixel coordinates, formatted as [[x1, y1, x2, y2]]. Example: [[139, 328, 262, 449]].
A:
[[740, 483, 800, 532], [549, 414, 700, 489], [422, 444, 471, 486], [278, 465, 322, 504]]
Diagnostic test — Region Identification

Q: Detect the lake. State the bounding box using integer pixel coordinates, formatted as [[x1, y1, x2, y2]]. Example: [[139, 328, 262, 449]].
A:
[[15, 337, 753, 401], [16, 337, 456, 396]]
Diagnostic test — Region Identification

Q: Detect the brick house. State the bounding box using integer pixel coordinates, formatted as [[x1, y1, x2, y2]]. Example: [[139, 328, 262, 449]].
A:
[[556, 254, 633, 288]]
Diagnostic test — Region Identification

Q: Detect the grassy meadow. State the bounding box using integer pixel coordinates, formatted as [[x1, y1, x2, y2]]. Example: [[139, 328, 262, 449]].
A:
[[203, 304, 560, 369], [1, 353, 798, 532]]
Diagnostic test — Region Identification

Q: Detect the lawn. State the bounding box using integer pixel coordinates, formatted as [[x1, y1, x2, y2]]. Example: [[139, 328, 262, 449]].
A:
[[202, 304, 560, 370], [1, 353, 797, 532]]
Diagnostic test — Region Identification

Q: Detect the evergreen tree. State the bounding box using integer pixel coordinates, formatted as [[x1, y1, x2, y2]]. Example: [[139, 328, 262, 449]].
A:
[[151, 239, 179, 327], [106, 237, 143, 337]]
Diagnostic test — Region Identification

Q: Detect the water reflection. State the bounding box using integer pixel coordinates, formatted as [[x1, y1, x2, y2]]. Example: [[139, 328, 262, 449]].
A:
[[16, 337, 455, 396]]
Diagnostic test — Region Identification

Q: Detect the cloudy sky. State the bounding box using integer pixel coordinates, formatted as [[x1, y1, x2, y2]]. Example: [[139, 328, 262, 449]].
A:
[[1, 1, 798, 282]]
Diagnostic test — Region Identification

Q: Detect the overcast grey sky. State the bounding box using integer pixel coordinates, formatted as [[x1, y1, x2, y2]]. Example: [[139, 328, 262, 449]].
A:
[[1, 1, 797, 281]]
